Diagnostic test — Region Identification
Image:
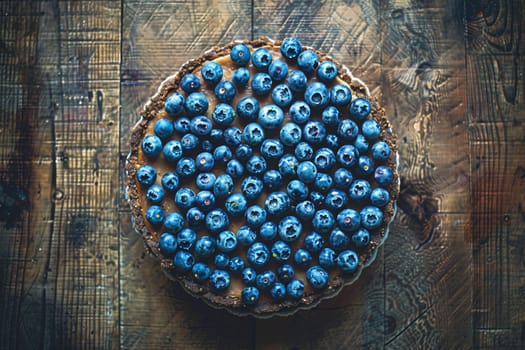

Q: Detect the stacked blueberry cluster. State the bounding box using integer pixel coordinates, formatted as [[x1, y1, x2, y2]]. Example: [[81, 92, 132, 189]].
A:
[[132, 37, 396, 309]]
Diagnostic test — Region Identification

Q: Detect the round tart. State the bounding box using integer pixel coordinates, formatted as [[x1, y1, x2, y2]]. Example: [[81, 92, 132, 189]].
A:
[[126, 37, 399, 317]]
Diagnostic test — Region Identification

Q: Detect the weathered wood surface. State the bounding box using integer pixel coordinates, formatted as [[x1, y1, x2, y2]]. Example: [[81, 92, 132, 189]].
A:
[[0, 0, 523, 349]]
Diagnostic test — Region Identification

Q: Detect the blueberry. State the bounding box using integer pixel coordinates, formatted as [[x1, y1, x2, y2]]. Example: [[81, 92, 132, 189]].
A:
[[317, 61, 338, 82], [338, 119, 359, 141], [268, 60, 289, 81], [217, 230, 238, 252], [287, 70, 308, 92], [287, 179, 309, 202], [230, 43, 251, 66], [263, 170, 283, 190], [235, 144, 253, 161], [337, 144, 359, 168], [214, 253, 230, 269], [354, 134, 369, 153], [370, 187, 390, 207], [246, 242, 270, 267], [174, 187, 195, 211], [146, 205, 165, 225], [314, 172, 333, 192], [251, 72, 273, 95], [165, 92, 185, 117], [304, 231, 324, 252], [190, 115, 213, 136], [271, 240, 291, 262], [259, 104, 284, 130], [214, 80, 236, 102], [241, 176, 264, 201], [146, 184, 165, 204], [286, 279, 305, 298], [271, 83, 293, 108], [154, 118, 174, 139], [252, 47, 273, 70], [245, 205, 267, 228], [201, 141, 213, 154], [186, 207, 204, 227], [246, 155, 267, 175], [181, 74, 201, 93], [289, 101, 311, 124], [352, 228, 371, 247], [297, 49, 319, 73], [349, 179, 371, 202], [173, 250, 195, 272], [174, 117, 191, 133], [333, 168, 353, 190], [295, 200, 316, 221], [184, 92, 209, 115], [259, 222, 278, 240], [226, 159, 244, 179], [329, 228, 350, 251], [212, 103, 236, 126], [294, 142, 314, 161], [318, 247, 336, 268], [177, 228, 197, 249], [356, 156, 375, 177], [213, 173, 234, 199], [337, 250, 359, 273], [260, 139, 284, 160], [324, 188, 348, 210], [304, 82, 330, 109], [195, 190, 215, 212], [205, 208, 229, 233], [278, 216, 302, 242], [242, 286, 260, 305], [312, 209, 335, 234], [164, 212, 185, 233], [306, 266, 329, 289], [314, 147, 336, 171], [136, 165, 156, 186], [195, 152, 214, 172], [209, 269, 231, 290], [310, 191, 325, 206], [196, 172, 216, 190], [303, 120, 326, 144], [374, 165, 394, 185], [278, 154, 298, 177], [337, 208, 361, 232], [159, 233, 178, 256], [232, 67, 250, 86], [225, 192, 247, 216], [371, 141, 391, 161], [322, 106, 340, 126], [270, 283, 287, 300], [213, 145, 233, 165], [194, 236, 216, 258], [280, 122, 302, 146], [360, 205, 383, 229], [223, 127, 242, 147], [237, 96, 260, 122], [241, 267, 257, 285], [201, 61, 223, 85], [280, 37, 302, 59], [297, 161, 318, 183], [141, 135, 162, 157], [192, 262, 211, 280], [362, 119, 381, 139], [176, 157, 196, 177], [265, 191, 291, 217], [163, 140, 183, 163], [243, 122, 265, 146], [237, 226, 257, 246], [330, 84, 352, 106], [180, 134, 199, 153], [277, 264, 295, 283], [256, 270, 276, 289], [349, 97, 371, 121], [210, 129, 224, 144]]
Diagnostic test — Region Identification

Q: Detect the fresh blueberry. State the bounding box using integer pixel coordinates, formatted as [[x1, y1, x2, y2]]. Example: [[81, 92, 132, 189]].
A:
[[241, 267, 257, 285], [259, 104, 284, 130], [277, 264, 295, 283], [146, 205, 165, 225], [360, 205, 383, 230], [349, 97, 371, 121], [370, 187, 390, 207], [173, 250, 195, 272], [146, 184, 165, 204], [217, 230, 238, 252], [245, 205, 267, 228], [287, 70, 308, 92], [180, 134, 199, 153], [243, 122, 265, 146], [337, 250, 359, 273], [236, 96, 260, 122], [297, 161, 318, 183], [278, 154, 299, 178], [326, 133, 338, 151], [278, 215, 302, 242], [205, 208, 229, 233], [324, 188, 348, 210], [225, 192, 247, 217], [286, 279, 305, 298], [314, 147, 336, 171], [136, 165, 156, 186], [251, 47, 273, 70], [374, 165, 394, 185], [297, 49, 319, 73], [312, 209, 335, 234], [251, 72, 273, 95], [230, 43, 251, 66], [212, 103, 236, 126], [246, 242, 270, 267], [271, 240, 291, 261], [280, 122, 302, 146], [306, 266, 329, 289], [263, 170, 283, 190], [362, 119, 381, 139], [214, 253, 230, 269], [201, 61, 223, 85], [194, 236, 216, 258], [329, 228, 350, 251], [225, 159, 244, 179], [241, 176, 264, 200], [196, 172, 216, 190], [338, 119, 359, 141], [192, 262, 211, 281], [317, 61, 338, 82], [165, 92, 185, 117], [270, 283, 287, 300], [295, 200, 316, 220], [195, 190, 215, 212], [294, 142, 314, 161], [371, 141, 391, 161], [287, 179, 309, 202], [159, 232, 177, 256], [289, 101, 311, 124], [318, 247, 336, 268], [184, 92, 209, 115], [174, 117, 191, 133], [186, 207, 205, 227], [330, 84, 352, 106], [264, 191, 291, 217], [223, 127, 242, 148], [256, 270, 276, 290], [314, 172, 333, 192], [337, 144, 359, 168], [337, 208, 361, 232], [304, 82, 330, 109], [303, 120, 326, 144], [304, 231, 324, 252], [235, 144, 253, 161], [213, 145, 232, 165], [209, 129, 224, 144], [242, 286, 260, 305], [280, 37, 302, 59], [209, 269, 231, 290], [164, 212, 185, 234], [163, 140, 183, 163], [141, 135, 162, 157], [356, 156, 375, 177], [213, 174, 234, 199], [214, 80, 236, 103], [354, 134, 369, 153], [271, 83, 293, 108], [195, 152, 214, 172], [333, 168, 353, 190], [237, 226, 257, 246], [181, 73, 201, 93], [190, 115, 213, 136], [268, 60, 289, 81], [260, 139, 284, 160], [349, 179, 371, 202], [352, 228, 371, 247], [259, 222, 278, 240], [232, 67, 250, 86], [321, 106, 340, 126], [174, 187, 196, 211], [177, 228, 197, 249], [201, 141, 213, 155], [154, 118, 174, 139], [246, 155, 267, 175], [176, 157, 196, 177]]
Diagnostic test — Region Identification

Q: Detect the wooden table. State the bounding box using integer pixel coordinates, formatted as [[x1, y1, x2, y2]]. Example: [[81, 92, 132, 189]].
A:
[[0, 1, 523, 348]]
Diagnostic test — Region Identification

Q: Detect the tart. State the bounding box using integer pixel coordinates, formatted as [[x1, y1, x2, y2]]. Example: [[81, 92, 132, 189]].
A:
[[126, 37, 399, 317]]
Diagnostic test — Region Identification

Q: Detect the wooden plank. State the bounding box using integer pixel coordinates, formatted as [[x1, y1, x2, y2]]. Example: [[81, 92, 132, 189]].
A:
[[119, 1, 256, 349]]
